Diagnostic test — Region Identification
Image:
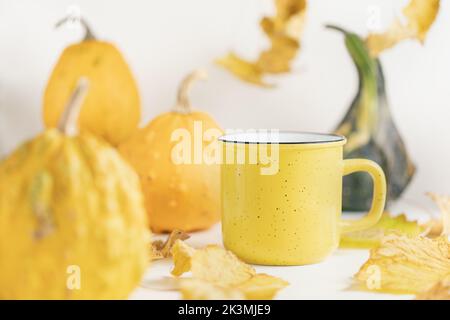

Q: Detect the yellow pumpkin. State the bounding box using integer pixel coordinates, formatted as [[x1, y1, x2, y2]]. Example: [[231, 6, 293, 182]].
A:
[[119, 70, 222, 233], [43, 16, 141, 146], [0, 79, 149, 299]]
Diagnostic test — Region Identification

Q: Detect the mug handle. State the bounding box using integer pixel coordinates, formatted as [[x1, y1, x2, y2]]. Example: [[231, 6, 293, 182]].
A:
[[340, 159, 387, 234]]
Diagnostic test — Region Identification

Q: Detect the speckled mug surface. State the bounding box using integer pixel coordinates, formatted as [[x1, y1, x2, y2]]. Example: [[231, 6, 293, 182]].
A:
[[219, 131, 386, 266]]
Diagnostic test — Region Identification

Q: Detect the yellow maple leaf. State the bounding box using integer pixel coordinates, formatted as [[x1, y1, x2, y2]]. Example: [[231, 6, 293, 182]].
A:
[[189, 245, 256, 287], [340, 212, 425, 249], [171, 239, 196, 276], [366, 0, 440, 57], [171, 240, 288, 299], [236, 274, 289, 300], [216, 0, 307, 86], [355, 234, 450, 294], [216, 53, 270, 87], [179, 279, 245, 300]]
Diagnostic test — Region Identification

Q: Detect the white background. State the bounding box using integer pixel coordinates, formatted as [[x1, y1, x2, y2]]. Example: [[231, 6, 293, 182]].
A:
[[1, 0, 449, 207]]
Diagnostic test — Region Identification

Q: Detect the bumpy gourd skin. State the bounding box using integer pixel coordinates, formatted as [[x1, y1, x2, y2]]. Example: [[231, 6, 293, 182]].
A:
[[0, 129, 149, 299], [43, 41, 141, 146], [119, 111, 222, 233]]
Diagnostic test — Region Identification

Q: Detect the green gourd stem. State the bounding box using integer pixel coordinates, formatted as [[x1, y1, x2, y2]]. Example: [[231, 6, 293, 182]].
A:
[[173, 69, 208, 114], [55, 15, 96, 41], [345, 32, 378, 133], [57, 78, 90, 136], [326, 25, 378, 151]]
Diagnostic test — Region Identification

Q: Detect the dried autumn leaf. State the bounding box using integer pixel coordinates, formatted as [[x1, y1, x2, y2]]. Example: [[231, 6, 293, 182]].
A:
[[274, 0, 306, 22], [179, 278, 245, 300], [355, 234, 450, 294], [172, 242, 256, 285], [190, 245, 256, 286], [171, 241, 288, 299], [216, 53, 269, 87], [416, 274, 450, 300], [150, 230, 190, 261], [236, 274, 289, 300], [179, 275, 289, 300], [340, 212, 424, 249], [257, 36, 299, 73], [171, 239, 196, 276], [403, 0, 440, 41], [424, 193, 450, 237], [216, 0, 307, 86], [366, 0, 440, 57]]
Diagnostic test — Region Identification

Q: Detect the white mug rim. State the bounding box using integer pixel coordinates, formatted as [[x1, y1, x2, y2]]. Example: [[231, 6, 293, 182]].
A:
[[218, 131, 345, 145]]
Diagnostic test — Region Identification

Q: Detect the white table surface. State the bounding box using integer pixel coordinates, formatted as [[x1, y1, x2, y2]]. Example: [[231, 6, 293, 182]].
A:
[[130, 200, 434, 300]]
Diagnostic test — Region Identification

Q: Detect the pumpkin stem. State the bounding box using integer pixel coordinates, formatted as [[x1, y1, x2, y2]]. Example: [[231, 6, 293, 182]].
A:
[[57, 78, 90, 136], [173, 69, 207, 114], [55, 15, 96, 41]]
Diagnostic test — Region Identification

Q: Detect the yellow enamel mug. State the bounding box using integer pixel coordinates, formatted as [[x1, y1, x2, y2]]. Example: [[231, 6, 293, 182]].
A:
[[219, 131, 386, 266]]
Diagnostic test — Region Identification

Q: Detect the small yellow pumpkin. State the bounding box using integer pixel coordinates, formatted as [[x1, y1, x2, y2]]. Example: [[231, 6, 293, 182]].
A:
[[0, 79, 149, 299], [43, 16, 141, 146], [119, 70, 222, 233]]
